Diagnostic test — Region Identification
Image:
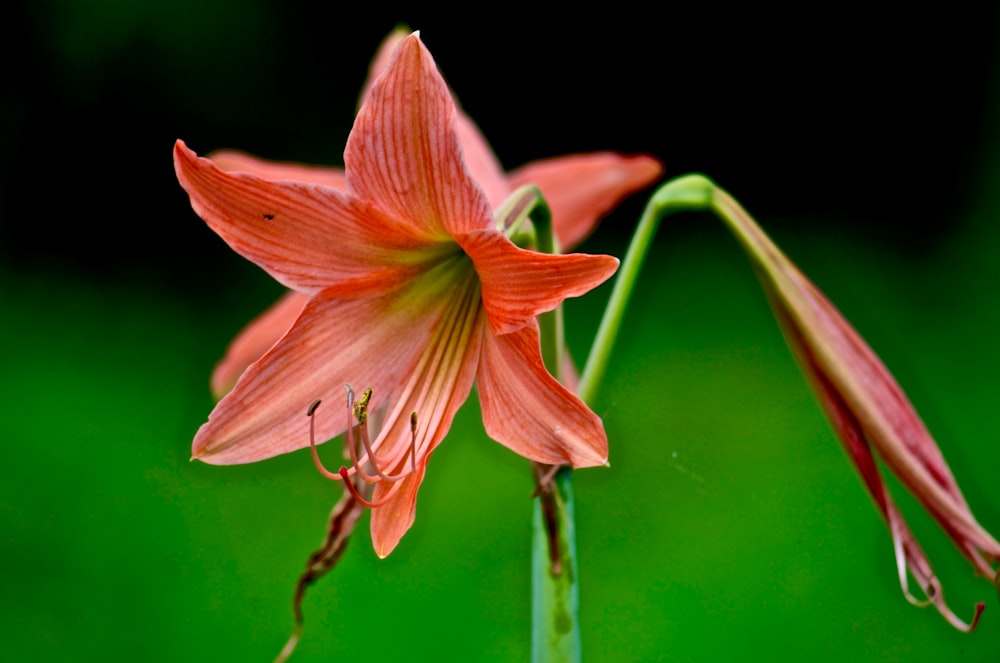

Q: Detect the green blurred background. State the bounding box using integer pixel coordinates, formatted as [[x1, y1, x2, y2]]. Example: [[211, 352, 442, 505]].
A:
[[3, 3, 1000, 661]]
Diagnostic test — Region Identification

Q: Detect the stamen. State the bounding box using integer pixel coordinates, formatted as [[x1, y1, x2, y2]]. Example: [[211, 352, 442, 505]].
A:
[[353, 386, 372, 425], [338, 466, 406, 508], [307, 399, 347, 482], [305, 389, 420, 508], [351, 387, 416, 482], [342, 386, 379, 483]]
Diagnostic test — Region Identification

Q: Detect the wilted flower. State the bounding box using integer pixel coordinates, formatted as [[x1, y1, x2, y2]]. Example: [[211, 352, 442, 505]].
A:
[[175, 33, 621, 556], [706, 179, 1000, 630]]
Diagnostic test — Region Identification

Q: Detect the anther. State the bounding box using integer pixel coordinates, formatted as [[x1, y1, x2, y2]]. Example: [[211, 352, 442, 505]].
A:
[[353, 387, 372, 426], [352, 388, 414, 482]]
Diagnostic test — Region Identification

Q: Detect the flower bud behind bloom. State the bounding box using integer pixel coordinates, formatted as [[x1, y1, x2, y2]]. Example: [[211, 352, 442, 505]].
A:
[[698, 178, 1000, 630]]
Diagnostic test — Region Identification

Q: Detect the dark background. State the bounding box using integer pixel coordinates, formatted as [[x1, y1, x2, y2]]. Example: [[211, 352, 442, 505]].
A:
[[3, 3, 1000, 662], [4, 5, 998, 286]]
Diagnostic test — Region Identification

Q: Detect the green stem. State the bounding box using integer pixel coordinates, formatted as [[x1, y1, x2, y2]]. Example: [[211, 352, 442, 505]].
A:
[[495, 184, 564, 381], [524, 184, 581, 663], [577, 174, 716, 404], [532, 467, 579, 663], [532, 191, 564, 381], [528, 174, 720, 662]]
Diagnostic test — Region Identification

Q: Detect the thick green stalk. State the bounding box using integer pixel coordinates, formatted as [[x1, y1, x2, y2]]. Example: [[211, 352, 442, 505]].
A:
[[529, 174, 717, 663], [531, 466, 579, 663]]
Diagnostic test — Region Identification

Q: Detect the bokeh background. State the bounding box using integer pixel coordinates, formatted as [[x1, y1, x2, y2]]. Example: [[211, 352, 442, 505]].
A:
[[3, 3, 1000, 661]]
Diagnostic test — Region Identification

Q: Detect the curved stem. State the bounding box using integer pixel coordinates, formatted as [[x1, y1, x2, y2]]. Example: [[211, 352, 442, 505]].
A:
[[577, 174, 715, 404]]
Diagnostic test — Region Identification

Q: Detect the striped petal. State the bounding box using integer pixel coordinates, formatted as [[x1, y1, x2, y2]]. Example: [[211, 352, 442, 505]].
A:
[[509, 152, 663, 249], [458, 228, 619, 334], [358, 270, 485, 557], [193, 276, 450, 464], [455, 113, 510, 210], [477, 322, 608, 468], [367, 289, 484, 557], [369, 463, 427, 558], [345, 33, 494, 239], [175, 140, 438, 295], [711, 186, 1000, 627], [799, 336, 984, 631]]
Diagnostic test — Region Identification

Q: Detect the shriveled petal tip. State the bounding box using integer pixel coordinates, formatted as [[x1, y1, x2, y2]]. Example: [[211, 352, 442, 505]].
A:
[[796, 337, 990, 631], [509, 152, 664, 250], [459, 229, 619, 334]]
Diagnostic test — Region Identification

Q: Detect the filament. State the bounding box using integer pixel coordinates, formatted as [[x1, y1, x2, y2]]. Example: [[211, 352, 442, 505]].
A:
[[306, 387, 419, 509]]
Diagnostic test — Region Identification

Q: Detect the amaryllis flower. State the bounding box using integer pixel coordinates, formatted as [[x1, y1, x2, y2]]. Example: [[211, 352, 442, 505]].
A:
[[175, 32, 621, 556], [710, 183, 1000, 630], [206, 27, 662, 398]]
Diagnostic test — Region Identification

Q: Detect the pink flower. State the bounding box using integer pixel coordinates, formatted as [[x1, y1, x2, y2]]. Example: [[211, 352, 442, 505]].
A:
[[711, 184, 1000, 630], [206, 27, 662, 398], [175, 32, 622, 557]]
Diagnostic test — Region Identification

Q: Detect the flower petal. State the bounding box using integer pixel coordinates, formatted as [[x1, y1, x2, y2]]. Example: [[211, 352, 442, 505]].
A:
[[769, 260, 999, 553], [477, 322, 608, 468], [802, 350, 984, 630], [360, 29, 509, 209], [455, 113, 510, 210], [344, 33, 494, 238], [366, 301, 482, 558], [369, 463, 427, 558], [210, 290, 309, 399], [362, 273, 486, 557], [458, 228, 619, 334], [175, 140, 438, 294], [716, 183, 1000, 626], [713, 188, 1000, 555], [509, 152, 663, 249], [208, 149, 348, 189], [193, 280, 448, 465]]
